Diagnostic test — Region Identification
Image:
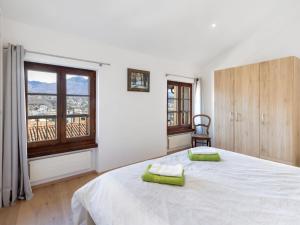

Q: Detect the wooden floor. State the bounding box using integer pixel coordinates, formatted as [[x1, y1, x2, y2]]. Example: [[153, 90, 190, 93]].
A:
[[0, 173, 98, 225]]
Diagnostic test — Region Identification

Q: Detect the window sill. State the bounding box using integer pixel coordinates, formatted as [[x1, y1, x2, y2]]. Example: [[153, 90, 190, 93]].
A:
[[28, 141, 98, 158], [167, 128, 194, 135]]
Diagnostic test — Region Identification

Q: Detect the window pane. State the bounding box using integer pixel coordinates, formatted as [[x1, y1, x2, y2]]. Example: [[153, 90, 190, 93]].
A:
[[66, 116, 90, 138], [168, 112, 178, 126], [168, 99, 178, 112], [27, 118, 57, 142], [182, 112, 190, 125], [67, 96, 89, 115], [27, 70, 57, 94], [168, 85, 178, 98], [28, 95, 57, 116], [67, 75, 89, 95], [182, 99, 190, 112], [182, 86, 191, 99]]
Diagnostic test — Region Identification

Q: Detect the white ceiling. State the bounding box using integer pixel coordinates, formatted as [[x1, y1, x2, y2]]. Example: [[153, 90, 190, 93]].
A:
[[0, 0, 297, 66]]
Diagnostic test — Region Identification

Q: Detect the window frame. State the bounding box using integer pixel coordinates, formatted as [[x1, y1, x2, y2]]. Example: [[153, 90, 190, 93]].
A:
[[167, 80, 193, 135], [25, 62, 97, 158]]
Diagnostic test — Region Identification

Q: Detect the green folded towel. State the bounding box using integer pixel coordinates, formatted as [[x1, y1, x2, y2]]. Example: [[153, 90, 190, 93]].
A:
[[188, 150, 221, 161], [142, 165, 185, 186]]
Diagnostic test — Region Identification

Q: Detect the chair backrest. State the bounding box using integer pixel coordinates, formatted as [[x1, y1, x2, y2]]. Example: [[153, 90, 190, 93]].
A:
[[193, 114, 211, 135]]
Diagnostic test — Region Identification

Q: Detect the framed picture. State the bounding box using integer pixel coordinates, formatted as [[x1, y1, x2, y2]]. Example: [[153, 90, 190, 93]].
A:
[[127, 68, 150, 92]]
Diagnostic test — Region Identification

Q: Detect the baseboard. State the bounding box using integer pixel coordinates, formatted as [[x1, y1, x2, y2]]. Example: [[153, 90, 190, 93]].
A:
[[31, 169, 97, 189]]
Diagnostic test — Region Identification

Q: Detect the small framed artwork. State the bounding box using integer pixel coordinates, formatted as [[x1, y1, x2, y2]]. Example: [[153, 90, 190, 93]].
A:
[[127, 68, 150, 92]]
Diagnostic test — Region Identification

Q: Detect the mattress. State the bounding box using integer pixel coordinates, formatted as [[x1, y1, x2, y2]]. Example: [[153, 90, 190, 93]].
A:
[[72, 148, 300, 225]]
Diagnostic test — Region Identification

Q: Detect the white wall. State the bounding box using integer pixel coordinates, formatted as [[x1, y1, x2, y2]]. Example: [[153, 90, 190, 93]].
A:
[[2, 18, 199, 181], [200, 5, 300, 143], [0, 10, 3, 187]]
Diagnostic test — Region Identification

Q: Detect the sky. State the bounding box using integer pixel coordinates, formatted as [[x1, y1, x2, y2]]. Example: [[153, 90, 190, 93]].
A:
[[28, 70, 57, 83], [27, 70, 88, 83]]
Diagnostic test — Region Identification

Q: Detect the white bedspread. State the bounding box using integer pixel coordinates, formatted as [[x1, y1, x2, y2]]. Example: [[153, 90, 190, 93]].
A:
[[72, 148, 300, 225]]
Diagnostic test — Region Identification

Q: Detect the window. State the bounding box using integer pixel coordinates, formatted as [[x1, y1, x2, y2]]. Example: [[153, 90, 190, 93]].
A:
[[167, 81, 193, 134], [25, 62, 97, 158]]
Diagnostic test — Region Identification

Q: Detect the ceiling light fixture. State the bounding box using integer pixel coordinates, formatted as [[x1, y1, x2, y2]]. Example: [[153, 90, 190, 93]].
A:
[[211, 23, 217, 29]]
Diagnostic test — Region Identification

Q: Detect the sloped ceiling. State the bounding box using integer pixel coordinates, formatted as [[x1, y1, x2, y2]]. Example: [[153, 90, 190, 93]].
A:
[[0, 0, 297, 66]]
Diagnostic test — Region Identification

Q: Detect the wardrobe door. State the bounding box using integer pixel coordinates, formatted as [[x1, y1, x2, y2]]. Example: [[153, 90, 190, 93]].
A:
[[214, 69, 234, 151], [293, 57, 300, 166], [234, 64, 260, 157], [260, 57, 295, 164]]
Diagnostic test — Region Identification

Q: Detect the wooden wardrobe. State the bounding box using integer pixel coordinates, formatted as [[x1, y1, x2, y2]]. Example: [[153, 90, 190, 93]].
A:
[[214, 56, 300, 166]]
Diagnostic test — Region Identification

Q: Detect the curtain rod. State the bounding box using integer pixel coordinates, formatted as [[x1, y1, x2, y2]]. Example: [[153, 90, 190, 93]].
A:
[[165, 73, 195, 80], [3, 47, 111, 66]]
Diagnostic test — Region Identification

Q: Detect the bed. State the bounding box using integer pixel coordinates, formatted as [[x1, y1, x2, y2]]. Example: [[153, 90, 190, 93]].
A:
[[72, 148, 300, 225]]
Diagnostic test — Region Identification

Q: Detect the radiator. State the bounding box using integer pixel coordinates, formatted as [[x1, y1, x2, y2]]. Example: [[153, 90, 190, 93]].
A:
[[168, 133, 192, 152], [29, 150, 94, 186]]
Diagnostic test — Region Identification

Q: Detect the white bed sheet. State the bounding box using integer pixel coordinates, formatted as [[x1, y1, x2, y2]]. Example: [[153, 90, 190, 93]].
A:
[[72, 148, 300, 225]]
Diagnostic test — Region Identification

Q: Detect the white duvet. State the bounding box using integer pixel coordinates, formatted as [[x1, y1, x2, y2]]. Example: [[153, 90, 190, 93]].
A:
[[72, 148, 300, 225]]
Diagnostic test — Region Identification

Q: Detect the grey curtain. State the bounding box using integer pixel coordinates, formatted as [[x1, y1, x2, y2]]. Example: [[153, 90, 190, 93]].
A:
[[1, 44, 32, 207]]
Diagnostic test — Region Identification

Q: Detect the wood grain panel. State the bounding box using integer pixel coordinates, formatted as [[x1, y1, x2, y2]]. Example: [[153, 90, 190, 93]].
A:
[[259, 57, 295, 164], [214, 69, 234, 151], [233, 64, 260, 157], [293, 57, 300, 166]]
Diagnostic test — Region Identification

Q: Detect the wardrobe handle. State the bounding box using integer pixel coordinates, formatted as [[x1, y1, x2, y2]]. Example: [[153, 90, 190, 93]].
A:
[[230, 112, 234, 121], [261, 113, 265, 124], [235, 112, 238, 122]]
